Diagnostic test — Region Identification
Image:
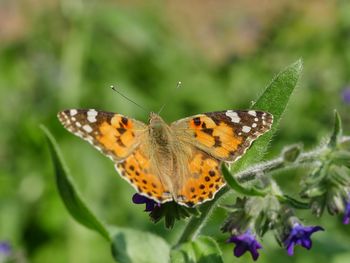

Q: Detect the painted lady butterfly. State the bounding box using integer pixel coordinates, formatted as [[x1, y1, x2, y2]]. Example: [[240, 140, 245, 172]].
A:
[[58, 109, 273, 207]]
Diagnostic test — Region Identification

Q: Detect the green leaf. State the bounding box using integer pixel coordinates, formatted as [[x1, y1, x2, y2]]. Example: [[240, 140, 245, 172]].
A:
[[232, 59, 303, 172], [171, 236, 223, 263], [110, 227, 170, 263], [41, 125, 110, 241], [329, 110, 343, 148]]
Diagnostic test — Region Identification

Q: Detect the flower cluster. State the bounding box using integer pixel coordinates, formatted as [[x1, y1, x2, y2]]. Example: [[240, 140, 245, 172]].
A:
[[300, 116, 350, 222], [222, 197, 324, 260]]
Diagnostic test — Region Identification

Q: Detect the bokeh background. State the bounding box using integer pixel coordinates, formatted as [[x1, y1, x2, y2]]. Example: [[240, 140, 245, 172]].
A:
[[1, 0, 350, 262]]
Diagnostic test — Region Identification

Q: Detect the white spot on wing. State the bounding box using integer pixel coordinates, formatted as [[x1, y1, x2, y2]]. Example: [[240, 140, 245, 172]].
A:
[[226, 110, 241, 123], [242, 126, 251, 133], [248, 110, 257, 116], [70, 109, 78, 116], [252, 123, 257, 128], [76, 122, 81, 127], [87, 109, 98, 123], [76, 131, 84, 138], [83, 124, 93, 133], [254, 118, 259, 122]]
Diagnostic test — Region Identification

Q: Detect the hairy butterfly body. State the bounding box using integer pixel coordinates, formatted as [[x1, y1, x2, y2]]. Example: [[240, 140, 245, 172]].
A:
[[58, 109, 273, 207]]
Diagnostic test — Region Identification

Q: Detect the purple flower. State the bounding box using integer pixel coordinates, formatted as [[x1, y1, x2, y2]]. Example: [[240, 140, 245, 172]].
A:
[[283, 223, 324, 256], [132, 193, 160, 212], [0, 241, 11, 256], [342, 88, 350, 104], [227, 230, 262, 261], [343, 200, 350, 224]]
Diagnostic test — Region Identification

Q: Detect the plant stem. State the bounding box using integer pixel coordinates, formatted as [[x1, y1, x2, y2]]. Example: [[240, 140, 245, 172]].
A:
[[236, 147, 323, 183], [175, 187, 228, 246], [175, 144, 330, 245]]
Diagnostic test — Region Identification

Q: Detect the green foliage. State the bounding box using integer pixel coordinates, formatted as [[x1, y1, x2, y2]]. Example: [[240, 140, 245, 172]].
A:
[[232, 60, 303, 173], [41, 125, 110, 241], [111, 227, 170, 263], [171, 236, 223, 263]]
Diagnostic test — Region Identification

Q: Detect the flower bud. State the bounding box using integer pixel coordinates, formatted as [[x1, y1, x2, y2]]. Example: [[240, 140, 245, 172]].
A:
[[283, 144, 302, 163]]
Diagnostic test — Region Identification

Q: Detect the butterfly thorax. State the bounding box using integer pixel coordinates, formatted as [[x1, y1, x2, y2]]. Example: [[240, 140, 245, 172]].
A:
[[148, 113, 172, 148]]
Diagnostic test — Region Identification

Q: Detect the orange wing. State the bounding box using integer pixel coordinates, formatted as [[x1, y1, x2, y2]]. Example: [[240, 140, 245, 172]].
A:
[[58, 109, 172, 203], [171, 110, 273, 162], [115, 145, 173, 204], [57, 109, 147, 161], [176, 148, 225, 207]]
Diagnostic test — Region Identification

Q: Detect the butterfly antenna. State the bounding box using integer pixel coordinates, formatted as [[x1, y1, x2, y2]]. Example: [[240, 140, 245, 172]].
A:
[[158, 81, 182, 115], [111, 85, 149, 112]]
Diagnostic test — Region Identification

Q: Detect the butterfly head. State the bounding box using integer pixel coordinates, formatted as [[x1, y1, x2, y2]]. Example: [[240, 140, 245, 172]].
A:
[[149, 112, 164, 125]]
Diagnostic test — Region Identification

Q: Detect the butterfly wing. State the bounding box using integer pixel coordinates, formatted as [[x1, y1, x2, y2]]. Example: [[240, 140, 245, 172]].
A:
[[171, 110, 273, 207], [57, 109, 147, 161], [175, 147, 226, 207], [171, 110, 273, 163], [115, 144, 173, 204], [58, 109, 172, 203]]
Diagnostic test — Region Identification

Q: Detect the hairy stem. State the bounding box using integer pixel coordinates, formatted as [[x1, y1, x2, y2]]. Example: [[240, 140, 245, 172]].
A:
[[175, 143, 331, 245], [236, 147, 324, 183]]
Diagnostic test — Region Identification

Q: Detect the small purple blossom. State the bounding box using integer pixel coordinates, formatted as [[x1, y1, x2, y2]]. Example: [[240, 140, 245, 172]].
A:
[[132, 193, 160, 212], [343, 88, 350, 104], [0, 241, 11, 256], [283, 223, 324, 256], [343, 200, 350, 224], [227, 230, 262, 261]]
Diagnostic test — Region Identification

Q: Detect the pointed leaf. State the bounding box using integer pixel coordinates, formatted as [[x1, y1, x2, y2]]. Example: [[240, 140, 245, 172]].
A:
[[232, 59, 303, 172], [41, 125, 110, 241], [329, 110, 343, 148]]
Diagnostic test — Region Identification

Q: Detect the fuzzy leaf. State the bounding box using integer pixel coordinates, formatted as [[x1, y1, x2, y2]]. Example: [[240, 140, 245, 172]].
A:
[[111, 227, 170, 263], [41, 125, 110, 241], [171, 236, 223, 263], [232, 59, 303, 172]]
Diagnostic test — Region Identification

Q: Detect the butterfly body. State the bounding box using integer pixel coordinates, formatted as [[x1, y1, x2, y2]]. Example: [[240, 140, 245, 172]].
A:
[[58, 109, 273, 207]]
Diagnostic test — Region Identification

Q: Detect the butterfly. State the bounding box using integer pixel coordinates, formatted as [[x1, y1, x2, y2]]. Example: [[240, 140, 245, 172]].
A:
[[57, 109, 273, 207]]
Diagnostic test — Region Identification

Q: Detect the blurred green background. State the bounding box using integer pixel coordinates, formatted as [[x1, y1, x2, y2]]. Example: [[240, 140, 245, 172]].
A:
[[1, 0, 350, 262]]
